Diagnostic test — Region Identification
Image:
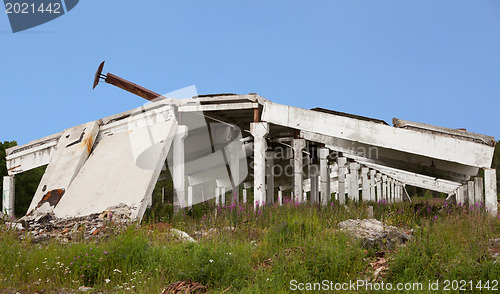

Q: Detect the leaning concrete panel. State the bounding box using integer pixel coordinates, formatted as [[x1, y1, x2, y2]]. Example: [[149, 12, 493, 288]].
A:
[[53, 106, 177, 220], [26, 122, 100, 215]]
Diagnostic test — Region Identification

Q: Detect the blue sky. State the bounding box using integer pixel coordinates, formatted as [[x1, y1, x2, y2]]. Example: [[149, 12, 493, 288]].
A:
[[1, 0, 499, 145]]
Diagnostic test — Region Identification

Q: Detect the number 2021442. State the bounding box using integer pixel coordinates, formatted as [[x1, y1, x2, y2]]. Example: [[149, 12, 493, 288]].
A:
[[5, 2, 61, 14]]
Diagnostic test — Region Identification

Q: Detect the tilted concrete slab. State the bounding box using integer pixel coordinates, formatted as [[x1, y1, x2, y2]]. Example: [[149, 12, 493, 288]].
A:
[[349, 156, 461, 194], [54, 105, 176, 220], [262, 101, 494, 169], [27, 121, 100, 215], [23, 103, 177, 220]]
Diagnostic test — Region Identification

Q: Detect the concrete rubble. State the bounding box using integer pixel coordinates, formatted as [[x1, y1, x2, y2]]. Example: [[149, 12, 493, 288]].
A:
[[338, 219, 412, 250], [16, 203, 133, 243]]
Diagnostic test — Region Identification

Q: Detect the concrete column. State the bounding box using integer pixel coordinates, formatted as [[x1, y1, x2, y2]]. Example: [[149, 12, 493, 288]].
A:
[[361, 167, 369, 202], [266, 151, 275, 205], [390, 178, 395, 204], [229, 142, 240, 205], [250, 122, 269, 209], [292, 138, 306, 203], [242, 188, 248, 204], [215, 186, 220, 206], [309, 164, 319, 204], [396, 182, 402, 203], [220, 187, 226, 206], [474, 177, 484, 205], [369, 170, 376, 202], [173, 125, 188, 212], [278, 190, 283, 205], [467, 180, 475, 206], [382, 175, 388, 202], [348, 162, 359, 202], [456, 185, 465, 205], [375, 173, 382, 202], [318, 148, 329, 206], [326, 165, 331, 203], [337, 157, 347, 205], [2, 176, 15, 217], [484, 168, 498, 217], [187, 186, 193, 209]]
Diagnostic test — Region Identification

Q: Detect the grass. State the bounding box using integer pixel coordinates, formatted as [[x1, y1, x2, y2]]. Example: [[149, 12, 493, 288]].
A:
[[0, 197, 499, 293]]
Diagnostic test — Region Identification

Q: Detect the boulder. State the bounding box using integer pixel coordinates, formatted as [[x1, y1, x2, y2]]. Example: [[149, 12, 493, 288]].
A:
[[338, 219, 411, 250]]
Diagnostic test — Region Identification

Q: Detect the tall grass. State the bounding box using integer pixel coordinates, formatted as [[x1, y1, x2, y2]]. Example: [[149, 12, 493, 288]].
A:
[[0, 198, 498, 293]]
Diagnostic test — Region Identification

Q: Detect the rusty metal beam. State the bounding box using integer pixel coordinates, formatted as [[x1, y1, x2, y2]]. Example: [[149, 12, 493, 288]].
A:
[[104, 73, 161, 101], [93, 61, 161, 101]]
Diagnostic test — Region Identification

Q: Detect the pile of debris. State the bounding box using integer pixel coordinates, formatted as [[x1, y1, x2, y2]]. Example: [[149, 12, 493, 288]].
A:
[[15, 203, 134, 243], [338, 219, 412, 250]]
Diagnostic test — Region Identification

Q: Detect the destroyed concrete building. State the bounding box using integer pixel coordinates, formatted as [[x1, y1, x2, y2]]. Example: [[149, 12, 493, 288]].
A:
[[2, 67, 497, 221]]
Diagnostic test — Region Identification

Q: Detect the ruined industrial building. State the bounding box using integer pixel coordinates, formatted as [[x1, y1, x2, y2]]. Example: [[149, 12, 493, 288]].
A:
[[2, 64, 498, 224]]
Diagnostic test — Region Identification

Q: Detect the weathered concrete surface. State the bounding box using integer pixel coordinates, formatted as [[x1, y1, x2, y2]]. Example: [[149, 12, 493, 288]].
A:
[[5, 132, 62, 175], [484, 168, 498, 216], [27, 121, 100, 215], [2, 176, 15, 216], [250, 122, 269, 208], [338, 219, 412, 250], [293, 138, 306, 203], [337, 157, 347, 205], [263, 101, 494, 168], [53, 106, 177, 220]]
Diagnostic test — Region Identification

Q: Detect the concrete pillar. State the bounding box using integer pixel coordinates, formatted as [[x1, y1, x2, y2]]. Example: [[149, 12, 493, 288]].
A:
[[361, 167, 369, 202], [215, 186, 220, 206], [375, 173, 382, 202], [467, 180, 475, 206], [318, 148, 329, 206], [337, 157, 347, 205], [369, 170, 376, 202], [309, 164, 319, 204], [348, 162, 359, 202], [278, 190, 283, 205], [266, 151, 275, 205], [382, 175, 388, 202], [474, 177, 483, 205], [229, 141, 240, 205], [173, 125, 188, 212], [484, 168, 498, 217], [456, 185, 465, 205], [187, 186, 193, 209], [250, 122, 269, 209], [326, 165, 331, 203], [242, 188, 248, 204], [220, 187, 226, 206], [396, 182, 402, 203], [2, 176, 15, 217], [390, 178, 395, 204], [292, 138, 306, 203]]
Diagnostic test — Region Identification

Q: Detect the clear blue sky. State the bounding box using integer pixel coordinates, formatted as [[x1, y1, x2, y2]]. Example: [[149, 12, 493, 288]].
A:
[[1, 0, 499, 145]]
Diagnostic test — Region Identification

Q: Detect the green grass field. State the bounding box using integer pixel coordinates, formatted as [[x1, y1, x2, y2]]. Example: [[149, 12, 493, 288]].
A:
[[1, 198, 499, 293]]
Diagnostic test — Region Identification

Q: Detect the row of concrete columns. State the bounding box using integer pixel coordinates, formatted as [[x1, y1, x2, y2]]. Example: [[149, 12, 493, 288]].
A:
[[248, 122, 408, 207], [452, 168, 497, 216], [2, 122, 498, 217], [336, 159, 405, 205]]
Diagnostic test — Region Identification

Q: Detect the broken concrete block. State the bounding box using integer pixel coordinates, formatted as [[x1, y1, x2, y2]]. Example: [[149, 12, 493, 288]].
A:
[[338, 219, 411, 250]]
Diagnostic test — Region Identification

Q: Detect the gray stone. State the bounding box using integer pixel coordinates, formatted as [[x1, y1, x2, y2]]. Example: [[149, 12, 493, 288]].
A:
[[338, 219, 412, 250]]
